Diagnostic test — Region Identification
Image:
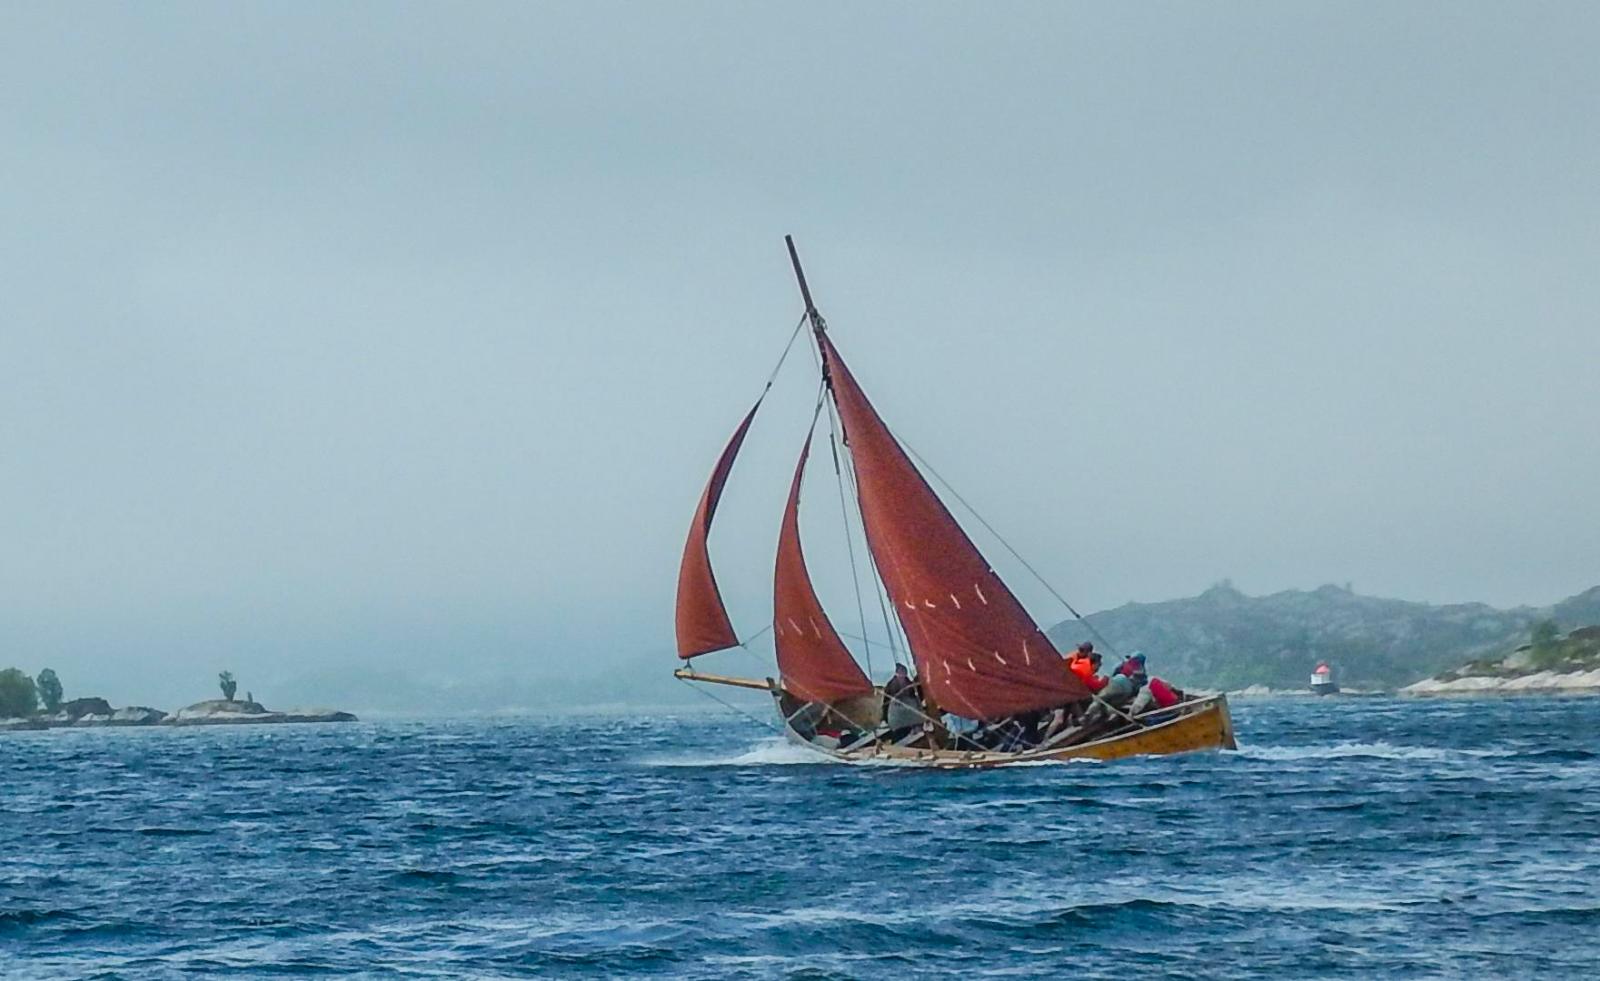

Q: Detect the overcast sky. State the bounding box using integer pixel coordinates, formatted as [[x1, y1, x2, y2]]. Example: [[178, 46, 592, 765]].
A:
[[3, 3, 1597, 708]]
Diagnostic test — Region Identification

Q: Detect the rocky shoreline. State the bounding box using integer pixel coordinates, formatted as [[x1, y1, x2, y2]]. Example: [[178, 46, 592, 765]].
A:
[[1402, 625, 1600, 697], [1402, 669, 1600, 696], [0, 697, 357, 732]]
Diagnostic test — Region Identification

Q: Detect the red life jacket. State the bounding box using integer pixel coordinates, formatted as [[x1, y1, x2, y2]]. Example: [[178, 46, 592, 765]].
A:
[[1148, 677, 1179, 708]]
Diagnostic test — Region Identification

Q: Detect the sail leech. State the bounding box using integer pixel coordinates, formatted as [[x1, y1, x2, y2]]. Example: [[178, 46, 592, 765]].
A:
[[814, 330, 1086, 718], [674, 400, 761, 659]]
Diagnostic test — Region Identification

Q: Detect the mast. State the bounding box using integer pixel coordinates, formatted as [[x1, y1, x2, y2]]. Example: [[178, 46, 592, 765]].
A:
[[785, 235, 818, 321], [784, 235, 882, 674]]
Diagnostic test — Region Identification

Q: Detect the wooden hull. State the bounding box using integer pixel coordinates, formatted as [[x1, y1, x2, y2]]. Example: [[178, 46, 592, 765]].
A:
[[672, 669, 1237, 768], [786, 694, 1237, 769]]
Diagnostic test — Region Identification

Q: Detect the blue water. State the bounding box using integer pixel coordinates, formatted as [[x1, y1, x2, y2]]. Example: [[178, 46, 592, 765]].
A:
[[3, 697, 1598, 979]]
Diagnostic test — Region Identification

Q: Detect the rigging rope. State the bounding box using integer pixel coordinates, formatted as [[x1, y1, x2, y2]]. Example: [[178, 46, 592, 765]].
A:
[[899, 439, 1121, 660], [830, 410, 910, 671], [760, 313, 810, 394], [709, 312, 824, 670], [736, 623, 774, 655], [675, 675, 786, 739], [892, 438, 1145, 728], [826, 401, 875, 681]]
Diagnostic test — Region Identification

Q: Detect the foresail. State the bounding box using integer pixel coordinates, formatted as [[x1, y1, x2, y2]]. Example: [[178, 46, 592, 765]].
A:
[[675, 401, 760, 658], [816, 331, 1086, 718], [774, 430, 874, 704]]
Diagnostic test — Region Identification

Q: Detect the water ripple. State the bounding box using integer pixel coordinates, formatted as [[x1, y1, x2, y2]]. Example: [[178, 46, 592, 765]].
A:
[[2, 698, 1598, 978]]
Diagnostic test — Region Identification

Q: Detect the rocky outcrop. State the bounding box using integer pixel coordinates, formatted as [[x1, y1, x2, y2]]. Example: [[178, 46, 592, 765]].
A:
[[36, 698, 166, 727], [165, 709, 357, 725], [59, 697, 114, 719], [163, 699, 356, 726], [107, 706, 167, 725], [166, 698, 269, 720], [1404, 669, 1600, 696], [2, 698, 352, 734]]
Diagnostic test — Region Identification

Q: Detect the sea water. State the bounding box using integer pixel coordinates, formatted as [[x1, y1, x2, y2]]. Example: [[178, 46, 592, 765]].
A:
[[3, 697, 1598, 978]]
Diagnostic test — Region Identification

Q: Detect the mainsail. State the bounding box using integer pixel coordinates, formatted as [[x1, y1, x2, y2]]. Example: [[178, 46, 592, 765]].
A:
[[773, 429, 874, 704], [816, 330, 1086, 718], [674, 401, 760, 658]]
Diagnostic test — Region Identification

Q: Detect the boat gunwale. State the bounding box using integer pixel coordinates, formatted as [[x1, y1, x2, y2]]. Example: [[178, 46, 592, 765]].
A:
[[780, 693, 1236, 768]]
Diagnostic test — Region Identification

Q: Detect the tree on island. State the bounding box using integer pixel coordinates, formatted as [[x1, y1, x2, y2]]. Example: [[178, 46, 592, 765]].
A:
[[219, 670, 238, 702], [0, 668, 40, 718], [36, 668, 64, 714]]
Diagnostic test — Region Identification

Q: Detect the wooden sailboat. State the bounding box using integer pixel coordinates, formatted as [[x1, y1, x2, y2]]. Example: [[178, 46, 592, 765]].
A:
[[672, 238, 1236, 768]]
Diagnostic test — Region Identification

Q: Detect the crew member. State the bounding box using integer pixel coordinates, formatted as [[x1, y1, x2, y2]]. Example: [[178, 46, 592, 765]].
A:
[[882, 664, 922, 742]]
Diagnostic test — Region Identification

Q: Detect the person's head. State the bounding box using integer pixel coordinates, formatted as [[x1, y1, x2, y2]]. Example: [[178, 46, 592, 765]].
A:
[[893, 663, 908, 678], [1129, 652, 1147, 669], [1077, 641, 1093, 654], [1089, 653, 1102, 669]]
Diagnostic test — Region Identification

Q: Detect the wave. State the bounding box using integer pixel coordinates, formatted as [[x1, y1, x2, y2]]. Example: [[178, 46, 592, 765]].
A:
[[1516, 747, 1600, 762], [388, 868, 464, 886], [723, 885, 1425, 938], [0, 908, 77, 932], [641, 738, 840, 767], [640, 737, 1111, 769], [661, 737, 1522, 770], [1237, 740, 1519, 762]]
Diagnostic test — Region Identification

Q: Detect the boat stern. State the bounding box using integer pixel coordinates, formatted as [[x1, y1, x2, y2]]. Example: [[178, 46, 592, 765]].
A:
[[1215, 693, 1238, 751]]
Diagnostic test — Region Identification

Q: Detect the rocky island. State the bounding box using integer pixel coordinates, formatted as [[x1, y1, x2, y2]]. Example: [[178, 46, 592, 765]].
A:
[[164, 698, 357, 726], [1, 697, 357, 732]]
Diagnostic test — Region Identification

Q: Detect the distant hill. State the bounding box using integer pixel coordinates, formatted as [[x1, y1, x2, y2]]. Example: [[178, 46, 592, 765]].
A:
[[1046, 583, 1600, 691]]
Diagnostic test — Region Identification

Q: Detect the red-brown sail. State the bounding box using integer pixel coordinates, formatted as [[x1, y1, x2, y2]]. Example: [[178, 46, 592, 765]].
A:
[[675, 401, 760, 658], [816, 330, 1085, 718], [773, 429, 874, 704]]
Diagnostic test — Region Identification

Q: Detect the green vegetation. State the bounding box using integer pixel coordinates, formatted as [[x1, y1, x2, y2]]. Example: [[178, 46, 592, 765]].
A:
[[1530, 619, 1563, 667], [0, 668, 40, 718], [1528, 625, 1600, 672], [35, 668, 63, 714], [219, 670, 238, 701], [1432, 623, 1600, 682]]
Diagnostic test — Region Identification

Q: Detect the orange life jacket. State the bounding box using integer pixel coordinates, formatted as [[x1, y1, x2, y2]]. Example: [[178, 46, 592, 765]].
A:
[[1068, 655, 1108, 692]]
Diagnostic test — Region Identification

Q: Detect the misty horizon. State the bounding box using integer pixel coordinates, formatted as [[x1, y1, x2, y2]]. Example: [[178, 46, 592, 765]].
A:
[[9, 577, 1596, 715]]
